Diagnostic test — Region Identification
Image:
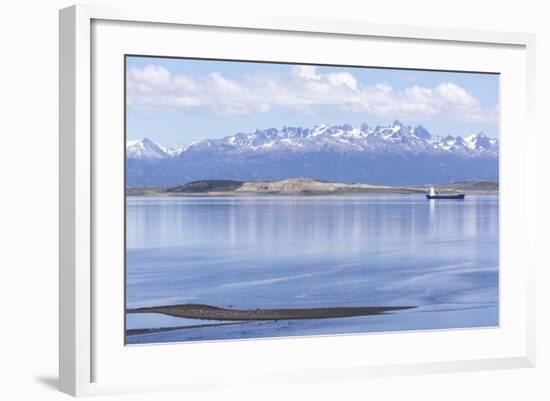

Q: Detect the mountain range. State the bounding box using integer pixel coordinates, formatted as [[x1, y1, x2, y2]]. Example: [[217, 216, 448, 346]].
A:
[[126, 121, 499, 187]]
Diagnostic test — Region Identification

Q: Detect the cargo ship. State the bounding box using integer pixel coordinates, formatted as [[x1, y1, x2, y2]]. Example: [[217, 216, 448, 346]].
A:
[[425, 187, 465, 200]]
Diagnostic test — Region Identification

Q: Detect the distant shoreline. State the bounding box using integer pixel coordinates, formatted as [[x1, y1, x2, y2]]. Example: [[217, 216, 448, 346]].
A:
[[126, 178, 499, 197]]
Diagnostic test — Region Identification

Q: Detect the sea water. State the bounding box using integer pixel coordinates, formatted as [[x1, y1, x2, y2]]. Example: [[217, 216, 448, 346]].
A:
[[125, 195, 499, 344]]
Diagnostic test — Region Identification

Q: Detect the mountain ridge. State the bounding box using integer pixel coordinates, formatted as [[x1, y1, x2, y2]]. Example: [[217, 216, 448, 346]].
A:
[[126, 121, 499, 186]]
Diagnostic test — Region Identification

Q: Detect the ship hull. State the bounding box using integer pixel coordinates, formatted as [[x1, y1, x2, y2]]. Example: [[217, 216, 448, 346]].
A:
[[425, 194, 465, 200]]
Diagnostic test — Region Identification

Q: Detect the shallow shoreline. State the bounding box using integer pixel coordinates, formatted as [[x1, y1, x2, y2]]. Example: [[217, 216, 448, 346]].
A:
[[127, 304, 417, 321], [126, 321, 245, 336]]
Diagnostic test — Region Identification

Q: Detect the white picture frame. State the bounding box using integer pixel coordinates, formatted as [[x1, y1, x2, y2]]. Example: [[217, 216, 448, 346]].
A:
[[59, 4, 536, 397]]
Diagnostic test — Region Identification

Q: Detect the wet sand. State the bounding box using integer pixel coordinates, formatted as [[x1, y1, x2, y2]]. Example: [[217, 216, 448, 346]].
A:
[[126, 321, 244, 336], [127, 304, 416, 321]]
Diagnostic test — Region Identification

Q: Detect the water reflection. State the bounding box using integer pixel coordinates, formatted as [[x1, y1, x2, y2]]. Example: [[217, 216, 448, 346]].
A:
[[126, 195, 499, 342], [127, 196, 498, 251]]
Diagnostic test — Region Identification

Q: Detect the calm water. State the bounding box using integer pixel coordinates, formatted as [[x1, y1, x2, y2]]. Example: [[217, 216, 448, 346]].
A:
[[125, 195, 499, 344]]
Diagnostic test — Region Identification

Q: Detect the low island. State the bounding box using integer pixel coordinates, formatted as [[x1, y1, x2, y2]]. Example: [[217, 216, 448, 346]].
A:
[[126, 178, 499, 196]]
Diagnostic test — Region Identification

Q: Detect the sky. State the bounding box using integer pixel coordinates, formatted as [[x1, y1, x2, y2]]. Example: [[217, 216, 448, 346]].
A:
[[126, 56, 500, 147]]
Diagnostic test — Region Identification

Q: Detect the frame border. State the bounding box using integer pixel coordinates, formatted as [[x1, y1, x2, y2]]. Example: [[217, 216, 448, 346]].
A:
[[59, 4, 536, 396]]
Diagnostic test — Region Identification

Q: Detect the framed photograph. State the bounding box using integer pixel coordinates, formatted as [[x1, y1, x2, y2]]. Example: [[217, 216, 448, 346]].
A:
[[59, 4, 536, 396]]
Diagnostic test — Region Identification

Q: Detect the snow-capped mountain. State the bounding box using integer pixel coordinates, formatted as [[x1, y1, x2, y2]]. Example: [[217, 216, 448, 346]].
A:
[[174, 120, 497, 157], [126, 121, 499, 187], [126, 137, 183, 161]]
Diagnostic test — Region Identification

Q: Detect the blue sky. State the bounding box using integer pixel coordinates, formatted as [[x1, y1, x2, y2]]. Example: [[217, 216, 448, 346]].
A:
[[126, 56, 499, 147]]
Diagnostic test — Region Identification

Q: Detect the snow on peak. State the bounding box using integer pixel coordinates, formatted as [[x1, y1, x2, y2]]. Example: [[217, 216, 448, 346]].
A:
[[126, 137, 182, 160], [392, 120, 403, 127], [464, 132, 497, 151], [127, 123, 498, 161], [311, 124, 331, 136], [412, 125, 431, 140]]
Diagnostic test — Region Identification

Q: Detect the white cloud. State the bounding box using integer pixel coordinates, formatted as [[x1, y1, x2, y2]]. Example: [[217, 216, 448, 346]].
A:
[[326, 72, 358, 91], [434, 82, 478, 107], [293, 65, 319, 80], [126, 64, 498, 123], [128, 65, 171, 90]]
